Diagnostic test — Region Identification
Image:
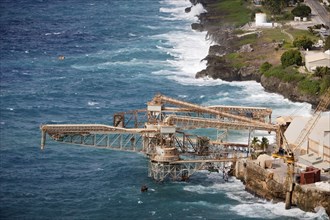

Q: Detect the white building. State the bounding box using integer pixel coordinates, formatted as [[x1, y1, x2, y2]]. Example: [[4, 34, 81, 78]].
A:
[[255, 13, 278, 28], [305, 50, 330, 72], [283, 113, 330, 167]]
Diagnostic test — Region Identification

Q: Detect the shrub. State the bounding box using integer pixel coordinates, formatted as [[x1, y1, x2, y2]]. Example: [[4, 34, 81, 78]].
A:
[[293, 35, 313, 50], [324, 36, 330, 51], [260, 62, 273, 74], [263, 66, 285, 78], [314, 66, 330, 78], [282, 66, 305, 82], [281, 49, 302, 67], [320, 75, 330, 94], [298, 79, 320, 95]]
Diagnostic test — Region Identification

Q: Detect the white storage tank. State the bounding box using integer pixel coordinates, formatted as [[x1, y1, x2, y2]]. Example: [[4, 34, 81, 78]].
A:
[[255, 13, 267, 25]]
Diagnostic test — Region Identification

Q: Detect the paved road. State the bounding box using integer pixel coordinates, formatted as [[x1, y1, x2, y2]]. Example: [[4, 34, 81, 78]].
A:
[[305, 0, 330, 27]]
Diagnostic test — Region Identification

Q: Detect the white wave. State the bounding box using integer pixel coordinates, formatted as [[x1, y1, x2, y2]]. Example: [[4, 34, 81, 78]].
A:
[[183, 176, 246, 195], [190, 3, 206, 16], [143, 25, 162, 30], [149, 211, 156, 216], [88, 101, 99, 106], [177, 200, 224, 210], [231, 202, 329, 219], [72, 59, 167, 71], [152, 2, 212, 86], [6, 108, 14, 111], [159, 1, 206, 21], [45, 32, 62, 36], [202, 81, 312, 119], [50, 120, 64, 123], [50, 76, 66, 80], [184, 175, 329, 219]]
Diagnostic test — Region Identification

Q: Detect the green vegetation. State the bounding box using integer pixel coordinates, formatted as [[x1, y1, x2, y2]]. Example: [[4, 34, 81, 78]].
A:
[[212, 0, 251, 26], [291, 5, 312, 17], [263, 66, 304, 82], [261, 65, 328, 95], [293, 35, 313, 50], [286, 28, 318, 41], [225, 52, 244, 68], [237, 33, 258, 46], [325, 36, 330, 51], [314, 66, 330, 78], [260, 62, 273, 74], [262, 0, 287, 14], [298, 79, 320, 95], [320, 76, 330, 94], [280, 49, 302, 67], [262, 28, 289, 41], [260, 137, 269, 152]]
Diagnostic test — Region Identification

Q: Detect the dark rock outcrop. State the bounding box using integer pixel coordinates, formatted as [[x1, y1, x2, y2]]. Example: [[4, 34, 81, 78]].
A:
[[191, 23, 204, 31], [260, 75, 320, 107], [195, 55, 260, 82]]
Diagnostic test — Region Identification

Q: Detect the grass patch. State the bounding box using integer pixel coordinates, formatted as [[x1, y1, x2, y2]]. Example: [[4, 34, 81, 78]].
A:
[[261, 28, 290, 43], [238, 34, 258, 46], [225, 52, 245, 68], [210, 0, 251, 27], [263, 66, 305, 82], [286, 28, 319, 41]]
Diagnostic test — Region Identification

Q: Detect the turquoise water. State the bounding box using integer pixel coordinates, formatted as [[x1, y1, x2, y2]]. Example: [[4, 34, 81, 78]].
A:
[[1, 0, 327, 219]]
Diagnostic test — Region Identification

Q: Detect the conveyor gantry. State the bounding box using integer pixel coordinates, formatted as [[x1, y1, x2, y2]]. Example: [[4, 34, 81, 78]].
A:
[[40, 94, 280, 181]]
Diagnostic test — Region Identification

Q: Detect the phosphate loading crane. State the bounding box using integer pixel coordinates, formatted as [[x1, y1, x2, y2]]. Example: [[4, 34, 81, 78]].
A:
[[41, 94, 279, 181], [272, 87, 330, 164]]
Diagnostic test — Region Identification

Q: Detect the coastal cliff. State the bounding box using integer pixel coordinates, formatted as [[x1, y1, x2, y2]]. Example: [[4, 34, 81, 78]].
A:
[[189, 0, 322, 107]]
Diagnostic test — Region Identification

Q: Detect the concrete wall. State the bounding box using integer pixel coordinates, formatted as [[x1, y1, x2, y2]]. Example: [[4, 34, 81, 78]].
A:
[[306, 59, 330, 72], [234, 159, 330, 215], [308, 138, 330, 163]]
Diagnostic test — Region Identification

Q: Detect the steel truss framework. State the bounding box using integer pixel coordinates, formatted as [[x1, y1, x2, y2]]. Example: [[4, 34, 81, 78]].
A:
[[41, 94, 279, 181], [148, 159, 236, 182]]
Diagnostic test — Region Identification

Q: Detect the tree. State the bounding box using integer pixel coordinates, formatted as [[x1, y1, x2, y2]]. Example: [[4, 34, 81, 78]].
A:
[[281, 49, 302, 67], [324, 36, 330, 51], [262, 0, 287, 14], [251, 137, 260, 150], [260, 137, 269, 152], [293, 35, 313, 50], [291, 5, 312, 17]]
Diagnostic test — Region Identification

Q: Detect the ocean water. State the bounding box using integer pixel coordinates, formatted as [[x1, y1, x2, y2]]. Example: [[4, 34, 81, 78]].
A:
[[0, 0, 328, 219]]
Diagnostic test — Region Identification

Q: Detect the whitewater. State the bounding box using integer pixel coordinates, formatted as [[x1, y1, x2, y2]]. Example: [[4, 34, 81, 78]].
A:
[[1, 0, 327, 219]]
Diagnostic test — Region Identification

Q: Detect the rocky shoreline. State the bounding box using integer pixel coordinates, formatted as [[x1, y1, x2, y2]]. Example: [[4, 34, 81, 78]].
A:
[[188, 0, 320, 107]]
